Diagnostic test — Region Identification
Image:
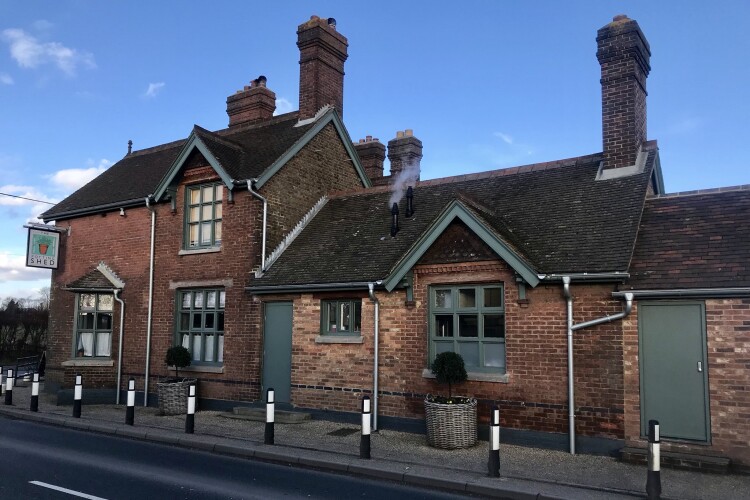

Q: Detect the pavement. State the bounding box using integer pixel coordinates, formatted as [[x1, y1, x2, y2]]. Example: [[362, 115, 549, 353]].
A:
[[1, 383, 748, 500]]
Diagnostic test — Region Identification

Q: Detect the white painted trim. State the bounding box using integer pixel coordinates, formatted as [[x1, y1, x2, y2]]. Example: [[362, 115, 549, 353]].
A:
[[421, 368, 509, 383], [62, 359, 114, 367], [315, 335, 364, 344]]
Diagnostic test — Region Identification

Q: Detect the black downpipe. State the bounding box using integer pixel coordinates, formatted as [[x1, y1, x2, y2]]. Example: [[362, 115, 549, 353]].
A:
[[390, 203, 399, 237], [405, 186, 414, 218]]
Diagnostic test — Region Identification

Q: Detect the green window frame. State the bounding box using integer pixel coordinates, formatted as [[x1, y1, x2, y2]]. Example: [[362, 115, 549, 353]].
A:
[[176, 289, 225, 365], [74, 293, 113, 358], [185, 183, 223, 249], [320, 299, 362, 336], [429, 284, 505, 373]]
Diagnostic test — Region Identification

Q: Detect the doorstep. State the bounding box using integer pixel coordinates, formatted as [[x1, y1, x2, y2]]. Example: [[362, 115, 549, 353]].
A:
[[620, 446, 731, 474]]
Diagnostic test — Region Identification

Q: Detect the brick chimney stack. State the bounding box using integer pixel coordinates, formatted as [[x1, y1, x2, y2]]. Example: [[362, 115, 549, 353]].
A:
[[597, 14, 651, 170], [388, 130, 422, 180], [297, 15, 348, 120], [354, 136, 386, 181], [226, 76, 276, 127]]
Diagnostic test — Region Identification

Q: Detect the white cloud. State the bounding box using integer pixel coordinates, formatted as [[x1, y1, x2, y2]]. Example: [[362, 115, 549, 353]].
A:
[[0, 252, 51, 284], [0, 73, 13, 85], [47, 158, 112, 190], [274, 97, 294, 116], [493, 132, 514, 145], [32, 20, 54, 32], [1, 28, 95, 76], [144, 82, 165, 98], [0, 184, 54, 207]]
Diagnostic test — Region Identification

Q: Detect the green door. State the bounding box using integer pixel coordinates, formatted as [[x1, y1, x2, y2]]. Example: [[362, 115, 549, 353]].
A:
[[639, 302, 710, 441], [263, 302, 293, 403]]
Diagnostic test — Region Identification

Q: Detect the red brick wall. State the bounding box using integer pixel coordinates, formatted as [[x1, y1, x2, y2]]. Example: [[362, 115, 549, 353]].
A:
[[624, 299, 750, 466]]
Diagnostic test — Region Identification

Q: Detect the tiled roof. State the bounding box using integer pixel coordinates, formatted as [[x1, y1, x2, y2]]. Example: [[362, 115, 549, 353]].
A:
[[64, 268, 119, 290], [625, 187, 750, 289], [42, 112, 314, 220], [252, 149, 655, 288]]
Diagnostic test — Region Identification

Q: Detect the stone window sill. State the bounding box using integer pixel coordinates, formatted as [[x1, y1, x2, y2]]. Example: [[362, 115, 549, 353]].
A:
[[422, 368, 509, 383], [178, 247, 221, 256], [62, 359, 115, 367], [170, 365, 224, 374], [315, 335, 364, 344]]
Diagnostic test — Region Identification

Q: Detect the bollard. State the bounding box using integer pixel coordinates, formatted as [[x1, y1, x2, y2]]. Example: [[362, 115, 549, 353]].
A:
[[488, 405, 501, 477], [73, 373, 82, 418], [4, 369, 13, 405], [265, 388, 275, 445], [646, 419, 662, 500], [360, 396, 371, 459], [30, 372, 40, 412], [0, 366, 4, 396], [185, 383, 196, 434], [125, 378, 135, 425]]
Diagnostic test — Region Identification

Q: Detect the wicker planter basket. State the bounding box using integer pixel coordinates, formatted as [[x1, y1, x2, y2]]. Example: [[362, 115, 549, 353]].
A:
[[157, 378, 196, 416], [424, 397, 478, 449]]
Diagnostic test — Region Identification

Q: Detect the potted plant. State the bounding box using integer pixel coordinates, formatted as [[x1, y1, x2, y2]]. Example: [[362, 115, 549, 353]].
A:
[[156, 346, 196, 415], [424, 352, 477, 449]]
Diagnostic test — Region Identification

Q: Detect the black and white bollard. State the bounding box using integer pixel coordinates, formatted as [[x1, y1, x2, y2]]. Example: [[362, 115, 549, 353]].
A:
[[73, 373, 82, 418], [30, 372, 40, 412], [360, 396, 371, 459], [185, 383, 196, 434], [125, 378, 135, 425], [4, 369, 13, 405], [0, 366, 4, 396], [265, 388, 275, 445], [488, 405, 501, 477], [646, 419, 662, 500]]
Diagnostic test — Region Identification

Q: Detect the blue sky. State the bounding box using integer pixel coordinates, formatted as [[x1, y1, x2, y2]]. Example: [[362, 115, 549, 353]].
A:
[[1, 1, 749, 301]]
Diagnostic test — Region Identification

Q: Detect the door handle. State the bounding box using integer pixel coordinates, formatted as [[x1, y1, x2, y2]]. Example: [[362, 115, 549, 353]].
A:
[[697, 361, 702, 372]]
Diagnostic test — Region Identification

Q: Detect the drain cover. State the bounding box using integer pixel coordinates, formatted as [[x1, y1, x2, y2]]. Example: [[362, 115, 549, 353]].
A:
[[327, 427, 359, 437]]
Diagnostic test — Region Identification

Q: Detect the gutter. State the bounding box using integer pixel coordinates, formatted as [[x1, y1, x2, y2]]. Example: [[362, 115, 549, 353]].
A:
[[42, 198, 145, 223], [613, 288, 750, 299], [562, 276, 633, 455], [368, 282, 382, 432], [540, 272, 629, 283], [114, 289, 125, 405], [144, 196, 156, 406], [245, 179, 267, 273], [247, 282, 379, 294]]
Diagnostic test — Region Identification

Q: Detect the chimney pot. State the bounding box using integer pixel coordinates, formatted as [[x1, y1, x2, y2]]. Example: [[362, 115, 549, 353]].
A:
[[396, 130, 404, 138], [405, 129, 413, 137], [613, 14, 628, 22], [227, 76, 277, 127]]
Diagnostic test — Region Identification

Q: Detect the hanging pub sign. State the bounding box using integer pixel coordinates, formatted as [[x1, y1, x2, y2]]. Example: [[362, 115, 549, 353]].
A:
[[26, 227, 60, 269]]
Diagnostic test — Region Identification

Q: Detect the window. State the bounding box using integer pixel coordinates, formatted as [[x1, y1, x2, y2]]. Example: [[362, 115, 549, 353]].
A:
[[185, 183, 223, 249], [321, 299, 362, 335], [75, 293, 113, 357], [177, 289, 225, 364], [429, 285, 505, 372]]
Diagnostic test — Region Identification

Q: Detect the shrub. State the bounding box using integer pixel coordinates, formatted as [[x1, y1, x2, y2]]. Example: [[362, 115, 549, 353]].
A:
[[165, 345, 191, 379], [431, 351, 467, 399]]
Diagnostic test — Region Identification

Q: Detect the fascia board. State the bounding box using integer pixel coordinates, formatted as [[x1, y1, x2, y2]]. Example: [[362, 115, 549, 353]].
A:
[[383, 201, 539, 291]]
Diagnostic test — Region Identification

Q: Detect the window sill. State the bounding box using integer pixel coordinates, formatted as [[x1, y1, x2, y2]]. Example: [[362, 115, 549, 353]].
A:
[[315, 335, 363, 344], [422, 368, 509, 383], [170, 365, 224, 374], [178, 247, 221, 256], [62, 359, 114, 367]]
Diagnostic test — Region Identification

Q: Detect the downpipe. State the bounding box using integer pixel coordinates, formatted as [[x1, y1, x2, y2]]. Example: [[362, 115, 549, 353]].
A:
[[562, 276, 633, 454], [114, 289, 125, 404], [144, 196, 156, 406], [368, 282, 381, 431]]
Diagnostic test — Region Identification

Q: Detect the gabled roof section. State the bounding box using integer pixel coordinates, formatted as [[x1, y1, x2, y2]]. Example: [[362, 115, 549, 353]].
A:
[[153, 125, 240, 201], [625, 186, 750, 290], [253, 108, 371, 189], [64, 261, 125, 291], [383, 199, 539, 291]]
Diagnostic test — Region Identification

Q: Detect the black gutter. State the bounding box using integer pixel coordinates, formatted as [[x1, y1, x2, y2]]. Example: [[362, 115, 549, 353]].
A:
[[42, 198, 148, 222], [613, 288, 750, 299], [248, 282, 384, 294]]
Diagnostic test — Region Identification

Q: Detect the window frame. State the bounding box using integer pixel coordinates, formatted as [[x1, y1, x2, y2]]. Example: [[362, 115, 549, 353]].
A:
[[428, 284, 506, 373], [73, 292, 114, 358], [320, 299, 362, 336], [175, 288, 226, 366], [184, 183, 223, 250]]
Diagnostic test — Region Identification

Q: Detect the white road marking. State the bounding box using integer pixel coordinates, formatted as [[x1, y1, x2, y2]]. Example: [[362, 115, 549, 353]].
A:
[[29, 481, 109, 500]]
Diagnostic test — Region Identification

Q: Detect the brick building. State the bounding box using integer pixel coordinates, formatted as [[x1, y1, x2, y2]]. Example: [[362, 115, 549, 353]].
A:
[[40, 15, 749, 469]]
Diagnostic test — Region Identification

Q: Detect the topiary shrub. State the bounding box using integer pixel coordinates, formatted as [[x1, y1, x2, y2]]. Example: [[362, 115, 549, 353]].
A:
[[430, 351, 468, 402], [165, 345, 191, 380]]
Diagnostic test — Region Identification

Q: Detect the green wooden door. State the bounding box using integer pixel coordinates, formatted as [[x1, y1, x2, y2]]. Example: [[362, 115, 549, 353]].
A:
[[262, 302, 293, 403], [639, 302, 710, 441]]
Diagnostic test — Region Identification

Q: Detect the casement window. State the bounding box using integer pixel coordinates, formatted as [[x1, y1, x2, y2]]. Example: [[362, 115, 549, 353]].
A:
[[185, 183, 223, 249], [429, 285, 505, 372], [321, 299, 362, 336], [177, 289, 225, 364], [74, 293, 113, 357]]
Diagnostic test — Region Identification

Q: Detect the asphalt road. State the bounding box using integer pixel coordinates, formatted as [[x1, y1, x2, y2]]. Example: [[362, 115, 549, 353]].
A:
[[0, 417, 480, 499]]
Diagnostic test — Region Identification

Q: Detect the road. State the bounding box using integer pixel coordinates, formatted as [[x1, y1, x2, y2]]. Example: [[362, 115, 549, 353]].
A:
[[0, 417, 480, 499]]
